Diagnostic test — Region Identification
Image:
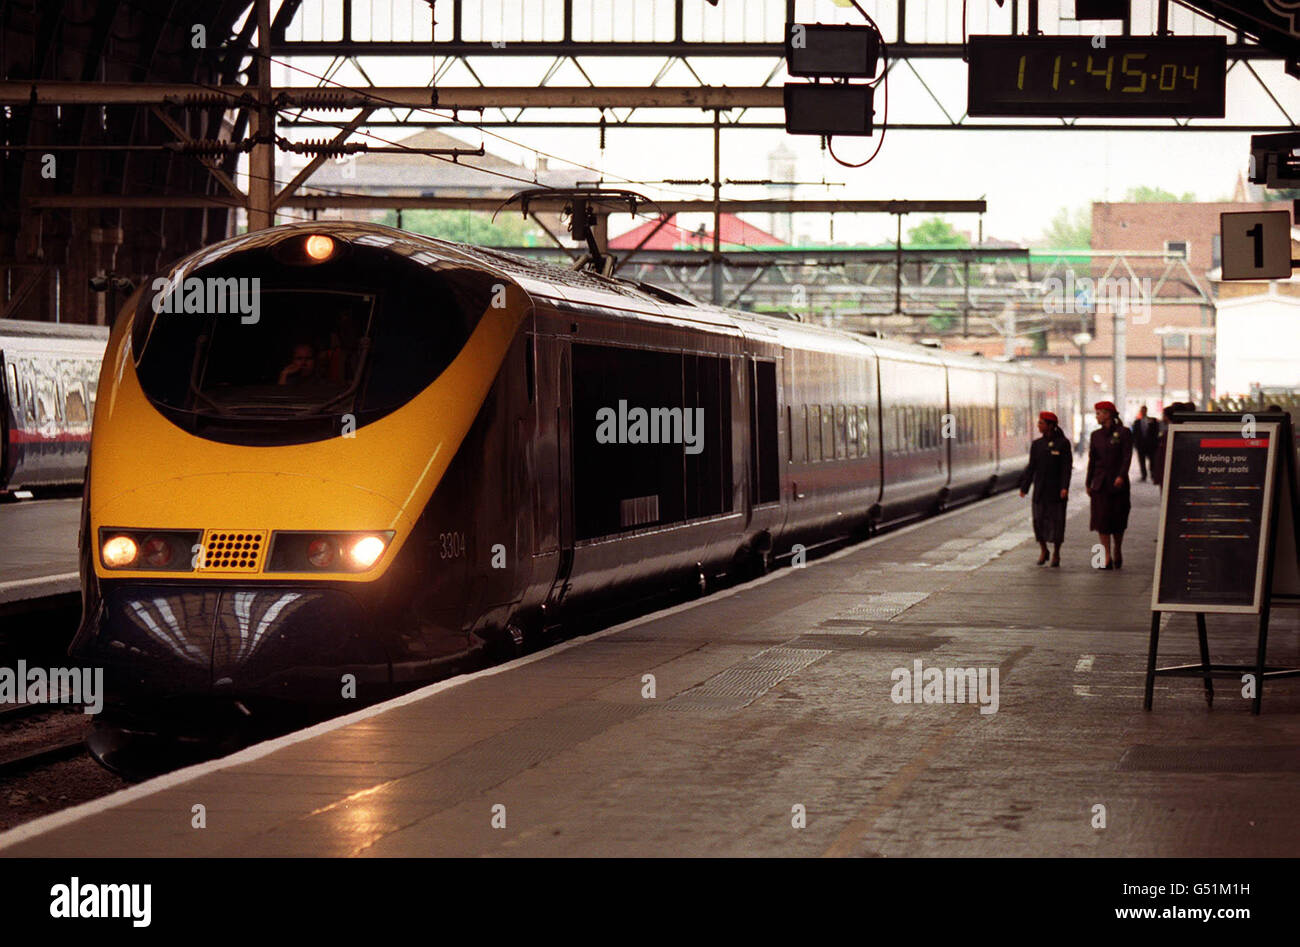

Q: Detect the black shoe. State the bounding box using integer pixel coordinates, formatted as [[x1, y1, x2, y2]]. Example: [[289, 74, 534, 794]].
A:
[[1050, 557, 1060, 568], [1114, 555, 1123, 570], [1102, 562, 1113, 570]]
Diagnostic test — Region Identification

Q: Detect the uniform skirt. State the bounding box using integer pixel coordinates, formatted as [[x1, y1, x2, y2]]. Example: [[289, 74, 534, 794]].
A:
[[1089, 486, 1131, 533], [1031, 499, 1067, 544]]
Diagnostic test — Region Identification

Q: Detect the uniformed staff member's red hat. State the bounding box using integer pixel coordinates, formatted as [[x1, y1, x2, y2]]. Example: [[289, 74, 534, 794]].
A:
[[1039, 411, 1058, 424], [1094, 400, 1117, 413]]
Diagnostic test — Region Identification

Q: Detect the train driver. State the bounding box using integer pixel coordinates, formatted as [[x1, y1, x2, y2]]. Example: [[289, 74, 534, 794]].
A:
[[278, 342, 318, 386]]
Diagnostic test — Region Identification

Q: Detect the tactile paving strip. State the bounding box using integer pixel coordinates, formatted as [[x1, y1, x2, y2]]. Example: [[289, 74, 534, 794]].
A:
[[666, 646, 830, 713]]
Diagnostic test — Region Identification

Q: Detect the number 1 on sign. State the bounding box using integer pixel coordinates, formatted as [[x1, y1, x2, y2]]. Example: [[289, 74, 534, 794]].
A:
[[1246, 223, 1264, 269]]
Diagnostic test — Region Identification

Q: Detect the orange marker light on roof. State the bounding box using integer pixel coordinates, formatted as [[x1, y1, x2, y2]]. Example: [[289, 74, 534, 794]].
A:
[[304, 234, 335, 261]]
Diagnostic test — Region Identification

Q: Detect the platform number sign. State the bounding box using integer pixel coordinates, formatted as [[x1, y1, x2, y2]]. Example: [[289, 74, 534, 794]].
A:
[[1220, 210, 1292, 280]]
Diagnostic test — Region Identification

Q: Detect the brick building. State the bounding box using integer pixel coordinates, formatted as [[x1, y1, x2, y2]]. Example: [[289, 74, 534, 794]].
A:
[[1084, 199, 1272, 419]]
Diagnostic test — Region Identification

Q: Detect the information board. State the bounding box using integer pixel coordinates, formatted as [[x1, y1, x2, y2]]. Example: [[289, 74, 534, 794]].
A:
[[1152, 421, 1279, 613]]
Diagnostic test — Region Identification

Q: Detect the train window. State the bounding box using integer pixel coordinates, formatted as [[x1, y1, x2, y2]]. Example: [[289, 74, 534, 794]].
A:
[[904, 406, 915, 453], [846, 405, 858, 458], [572, 344, 706, 539], [749, 361, 780, 505], [34, 376, 55, 426], [807, 405, 821, 461], [64, 383, 89, 425], [834, 405, 847, 459], [821, 404, 834, 461], [791, 404, 807, 463], [132, 249, 497, 445], [685, 353, 734, 520], [857, 406, 870, 455], [22, 372, 35, 425], [4, 364, 17, 409]]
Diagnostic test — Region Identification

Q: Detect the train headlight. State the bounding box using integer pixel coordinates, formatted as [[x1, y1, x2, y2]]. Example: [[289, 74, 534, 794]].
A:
[[97, 529, 201, 571], [102, 535, 139, 568], [266, 531, 395, 573], [346, 535, 387, 570], [304, 234, 335, 262]]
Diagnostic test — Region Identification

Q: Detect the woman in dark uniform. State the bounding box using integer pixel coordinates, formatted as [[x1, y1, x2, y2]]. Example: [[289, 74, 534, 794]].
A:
[[1018, 411, 1072, 567], [1086, 400, 1134, 569]]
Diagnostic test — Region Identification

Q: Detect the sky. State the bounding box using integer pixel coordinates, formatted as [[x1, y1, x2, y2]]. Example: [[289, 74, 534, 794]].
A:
[[262, 0, 1300, 246]]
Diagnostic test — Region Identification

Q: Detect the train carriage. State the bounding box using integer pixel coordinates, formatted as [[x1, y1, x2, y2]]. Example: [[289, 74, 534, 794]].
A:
[[0, 319, 108, 492]]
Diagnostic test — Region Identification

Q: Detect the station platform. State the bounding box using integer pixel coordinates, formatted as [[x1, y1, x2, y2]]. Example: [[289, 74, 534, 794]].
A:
[[0, 498, 80, 607], [2, 481, 1298, 857]]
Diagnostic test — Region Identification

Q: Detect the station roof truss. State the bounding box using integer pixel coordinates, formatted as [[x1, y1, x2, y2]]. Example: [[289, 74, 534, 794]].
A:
[[2, 0, 1296, 326]]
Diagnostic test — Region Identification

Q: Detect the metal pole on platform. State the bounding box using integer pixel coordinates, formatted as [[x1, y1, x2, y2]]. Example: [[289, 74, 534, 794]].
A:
[[1158, 335, 1166, 407], [1113, 304, 1127, 420], [711, 109, 722, 305], [1072, 329, 1091, 452]]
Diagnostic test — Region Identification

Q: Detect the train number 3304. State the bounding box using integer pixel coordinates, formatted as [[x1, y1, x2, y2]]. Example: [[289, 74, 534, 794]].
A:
[[438, 531, 467, 559]]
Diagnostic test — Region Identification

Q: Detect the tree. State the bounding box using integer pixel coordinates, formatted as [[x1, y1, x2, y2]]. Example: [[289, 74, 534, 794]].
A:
[[907, 217, 969, 247], [379, 209, 542, 246], [1038, 206, 1091, 249], [1124, 185, 1196, 202]]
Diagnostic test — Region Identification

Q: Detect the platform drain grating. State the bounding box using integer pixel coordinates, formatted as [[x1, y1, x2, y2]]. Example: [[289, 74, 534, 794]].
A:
[[667, 647, 830, 713]]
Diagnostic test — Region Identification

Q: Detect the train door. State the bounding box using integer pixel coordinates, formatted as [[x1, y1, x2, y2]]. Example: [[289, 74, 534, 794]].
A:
[[538, 338, 574, 617]]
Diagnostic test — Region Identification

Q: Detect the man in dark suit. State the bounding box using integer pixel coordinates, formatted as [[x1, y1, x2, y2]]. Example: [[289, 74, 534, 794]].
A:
[[1131, 405, 1158, 481]]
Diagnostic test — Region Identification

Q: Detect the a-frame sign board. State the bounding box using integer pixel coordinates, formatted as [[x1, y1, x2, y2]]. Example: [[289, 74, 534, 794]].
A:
[[1146, 410, 1300, 713]]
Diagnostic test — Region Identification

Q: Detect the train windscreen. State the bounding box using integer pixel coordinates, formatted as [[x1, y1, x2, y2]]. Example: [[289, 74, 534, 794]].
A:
[[131, 248, 497, 445]]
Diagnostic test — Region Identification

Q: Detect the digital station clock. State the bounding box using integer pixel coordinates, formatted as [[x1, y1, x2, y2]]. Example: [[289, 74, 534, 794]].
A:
[[967, 35, 1226, 118]]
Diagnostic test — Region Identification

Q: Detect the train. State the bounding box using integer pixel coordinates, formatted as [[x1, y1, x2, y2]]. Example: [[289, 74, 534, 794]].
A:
[[0, 319, 109, 494], [71, 221, 1066, 760]]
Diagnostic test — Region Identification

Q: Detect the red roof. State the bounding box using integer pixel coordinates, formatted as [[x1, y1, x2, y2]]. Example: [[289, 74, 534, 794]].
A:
[[610, 213, 783, 250]]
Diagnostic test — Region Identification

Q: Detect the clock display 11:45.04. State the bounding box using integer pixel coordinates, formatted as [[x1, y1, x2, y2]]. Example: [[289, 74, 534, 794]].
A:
[[1019, 53, 1201, 94]]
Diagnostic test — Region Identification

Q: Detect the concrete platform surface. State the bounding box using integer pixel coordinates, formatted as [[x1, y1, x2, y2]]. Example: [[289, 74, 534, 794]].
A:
[[0, 498, 80, 604], [2, 482, 1298, 857]]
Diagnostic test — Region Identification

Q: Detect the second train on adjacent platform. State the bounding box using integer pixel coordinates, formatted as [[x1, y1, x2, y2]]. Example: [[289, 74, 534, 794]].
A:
[[73, 221, 1065, 729]]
